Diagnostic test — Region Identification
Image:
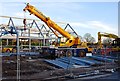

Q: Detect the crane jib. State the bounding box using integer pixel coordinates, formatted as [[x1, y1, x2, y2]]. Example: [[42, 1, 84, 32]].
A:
[[34, 8, 47, 20]]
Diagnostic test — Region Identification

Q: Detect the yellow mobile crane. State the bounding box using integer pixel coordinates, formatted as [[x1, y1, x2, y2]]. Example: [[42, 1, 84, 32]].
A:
[[23, 3, 80, 47], [23, 3, 91, 57]]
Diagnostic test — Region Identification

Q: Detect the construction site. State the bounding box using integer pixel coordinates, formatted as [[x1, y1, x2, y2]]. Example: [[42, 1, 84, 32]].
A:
[[0, 3, 120, 81]]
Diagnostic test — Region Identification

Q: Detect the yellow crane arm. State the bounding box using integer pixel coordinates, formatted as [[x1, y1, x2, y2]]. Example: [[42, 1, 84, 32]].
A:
[[23, 3, 80, 46], [98, 32, 119, 48]]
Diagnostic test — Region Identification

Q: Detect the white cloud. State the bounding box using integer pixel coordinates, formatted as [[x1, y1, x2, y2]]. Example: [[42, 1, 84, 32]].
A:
[[15, 12, 24, 17], [88, 21, 117, 34], [68, 21, 117, 35], [70, 22, 89, 28], [14, 12, 36, 19]]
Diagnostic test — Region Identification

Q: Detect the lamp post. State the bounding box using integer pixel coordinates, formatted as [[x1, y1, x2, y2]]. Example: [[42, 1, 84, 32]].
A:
[[16, 32, 20, 81]]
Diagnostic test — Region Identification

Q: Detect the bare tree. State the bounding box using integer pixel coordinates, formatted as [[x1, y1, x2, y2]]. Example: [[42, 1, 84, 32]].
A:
[[103, 38, 113, 45], [83, 33, 96, 43], [78, 35, 83, 41]]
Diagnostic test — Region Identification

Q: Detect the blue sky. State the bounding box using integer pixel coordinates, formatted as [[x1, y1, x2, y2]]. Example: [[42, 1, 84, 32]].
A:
[[0, 1, 119, 42]]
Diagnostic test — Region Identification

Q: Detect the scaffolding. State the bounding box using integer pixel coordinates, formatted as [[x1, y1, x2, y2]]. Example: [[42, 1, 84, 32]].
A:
[[0, 17, 56, 53], [0, 16, 78, 53]]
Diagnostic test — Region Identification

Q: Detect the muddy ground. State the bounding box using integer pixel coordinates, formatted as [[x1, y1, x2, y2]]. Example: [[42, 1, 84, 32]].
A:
[[1, 56, 119, 81]]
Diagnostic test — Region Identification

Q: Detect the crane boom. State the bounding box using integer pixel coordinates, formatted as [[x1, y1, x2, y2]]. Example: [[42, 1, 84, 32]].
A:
[[23, 3, 80, 46]]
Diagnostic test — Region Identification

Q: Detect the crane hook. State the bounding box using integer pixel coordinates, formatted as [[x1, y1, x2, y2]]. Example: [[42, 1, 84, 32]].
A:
[[23, 18, 26, 30]]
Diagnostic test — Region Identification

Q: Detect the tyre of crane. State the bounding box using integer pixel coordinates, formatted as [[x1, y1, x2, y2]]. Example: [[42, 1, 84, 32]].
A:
[[78, 50, 86, 57], [12, 48, 17, 53], [6, 49, 11, 53], [66, 50, 72, 57]]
